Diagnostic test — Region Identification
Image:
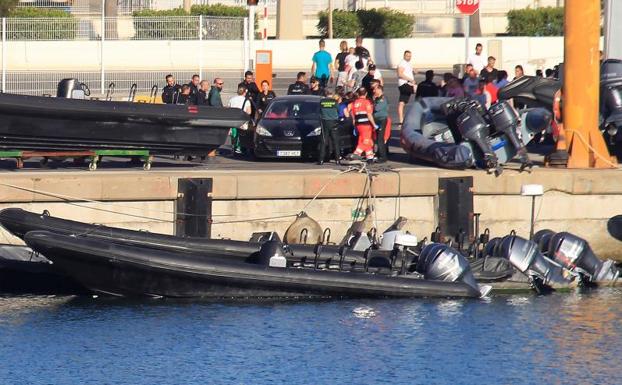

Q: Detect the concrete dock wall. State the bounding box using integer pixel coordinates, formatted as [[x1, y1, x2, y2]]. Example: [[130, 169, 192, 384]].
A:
[[1, 168, 621, 260]]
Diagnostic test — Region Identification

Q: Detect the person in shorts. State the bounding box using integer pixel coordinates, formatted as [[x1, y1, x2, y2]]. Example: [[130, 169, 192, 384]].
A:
[[397, 50, 415, 125]]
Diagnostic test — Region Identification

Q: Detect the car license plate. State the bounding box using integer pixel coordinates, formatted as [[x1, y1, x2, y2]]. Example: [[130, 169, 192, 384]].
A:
[[277, 150, 301, 157]]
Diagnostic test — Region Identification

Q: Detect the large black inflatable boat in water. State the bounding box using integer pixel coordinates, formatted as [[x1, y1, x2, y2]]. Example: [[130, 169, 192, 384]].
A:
[[0, 79, 249, 155], [0, 209, 486, 298], [22, 231, 482, 298], [3, 208, 618, 297]]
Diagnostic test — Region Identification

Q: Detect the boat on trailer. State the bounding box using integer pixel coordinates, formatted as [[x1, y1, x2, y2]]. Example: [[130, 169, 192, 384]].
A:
[[0, 79, 249, 156]]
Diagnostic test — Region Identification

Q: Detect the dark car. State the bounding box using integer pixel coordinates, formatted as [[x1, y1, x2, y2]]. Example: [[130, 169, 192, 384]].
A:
[[242, 95, 354, 159]]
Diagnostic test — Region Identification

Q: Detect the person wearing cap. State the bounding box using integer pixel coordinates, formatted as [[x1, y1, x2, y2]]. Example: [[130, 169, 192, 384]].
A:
[[309, 76, 326, 96], [362, 63, 383, 96]]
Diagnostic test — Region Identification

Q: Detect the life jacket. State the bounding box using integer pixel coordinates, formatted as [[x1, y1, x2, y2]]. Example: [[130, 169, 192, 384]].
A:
[[351, 98, 372, 125]]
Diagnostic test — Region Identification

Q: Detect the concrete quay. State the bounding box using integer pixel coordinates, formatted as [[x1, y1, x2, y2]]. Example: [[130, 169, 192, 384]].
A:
[[1, 165, 622, 261]]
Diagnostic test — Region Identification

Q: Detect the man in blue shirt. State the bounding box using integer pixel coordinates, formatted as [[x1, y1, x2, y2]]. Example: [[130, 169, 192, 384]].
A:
[[311, 39, 334, 89]]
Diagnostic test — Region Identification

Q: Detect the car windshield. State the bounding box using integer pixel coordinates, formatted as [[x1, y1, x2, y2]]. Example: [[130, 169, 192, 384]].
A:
[[263, 100, 319, 120]]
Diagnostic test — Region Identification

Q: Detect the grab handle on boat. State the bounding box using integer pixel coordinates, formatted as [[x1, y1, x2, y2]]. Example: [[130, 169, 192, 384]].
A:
[[313, 244, 322, 269], [431, 227, 442, 243], [299, 228, 308, 245], [105, 82, 115, 101], [338, 245, 346, 271], [80, 83, 91, 97], [321, 228, 331, 245], [149, 85, 158, 103], [128, 83, 137, 102]]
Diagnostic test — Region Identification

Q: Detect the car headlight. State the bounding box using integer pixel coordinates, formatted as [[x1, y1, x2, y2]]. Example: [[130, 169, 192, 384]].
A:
[[307, 126, 322, 137], [256, 124, 272, 137]]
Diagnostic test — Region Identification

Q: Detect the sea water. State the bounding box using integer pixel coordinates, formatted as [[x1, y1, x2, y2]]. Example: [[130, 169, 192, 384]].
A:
[[1, 289, 621, 385]]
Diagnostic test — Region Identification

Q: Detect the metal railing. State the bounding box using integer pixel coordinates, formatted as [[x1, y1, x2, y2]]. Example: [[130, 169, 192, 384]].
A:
[[2, 70, 245, 97], [3, 15, 244, 41]]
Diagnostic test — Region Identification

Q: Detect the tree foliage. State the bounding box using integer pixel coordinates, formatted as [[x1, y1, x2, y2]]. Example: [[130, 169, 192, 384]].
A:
[[506, 7, 564, 36], [317, 8, 414, 38]]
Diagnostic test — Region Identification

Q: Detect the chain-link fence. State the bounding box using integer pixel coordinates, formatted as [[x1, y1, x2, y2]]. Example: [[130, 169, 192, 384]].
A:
[[4, 15, 245, 41]]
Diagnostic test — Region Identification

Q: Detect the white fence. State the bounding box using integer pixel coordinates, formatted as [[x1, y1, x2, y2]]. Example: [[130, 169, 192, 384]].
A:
[[16, 0, 564, 16], [4, 15, 245, 40], [0, 16, 248, 95]]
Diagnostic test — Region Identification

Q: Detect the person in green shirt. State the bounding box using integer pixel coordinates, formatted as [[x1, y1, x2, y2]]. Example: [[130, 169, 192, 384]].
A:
[[373, 84, 389, 163], [208, 78, 224, 107], [318, 90, 342, 165]]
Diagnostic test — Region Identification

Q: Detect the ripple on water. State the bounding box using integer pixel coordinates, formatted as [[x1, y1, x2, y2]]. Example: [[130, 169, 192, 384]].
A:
[[0, 291, 621, 385]]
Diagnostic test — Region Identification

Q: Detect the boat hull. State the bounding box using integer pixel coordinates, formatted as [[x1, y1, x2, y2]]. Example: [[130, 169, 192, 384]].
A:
[[24, 231, 481, 299]]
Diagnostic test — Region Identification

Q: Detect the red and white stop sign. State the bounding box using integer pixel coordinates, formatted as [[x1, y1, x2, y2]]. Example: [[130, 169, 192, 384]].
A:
[[456, 0, 480, 15]]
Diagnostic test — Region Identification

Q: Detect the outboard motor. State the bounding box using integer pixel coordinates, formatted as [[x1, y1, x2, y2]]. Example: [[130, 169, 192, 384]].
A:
[[56, 78, 88, 99], [488, 101, 532, 170], [494, 235, 573, 291], [600, 59, 622, 141], [456, 106, 500, 173], [547, 232, 620, 283], [417, 243, 490, 297]]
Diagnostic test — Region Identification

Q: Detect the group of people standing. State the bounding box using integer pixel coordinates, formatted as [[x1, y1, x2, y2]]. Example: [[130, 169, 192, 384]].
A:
[[161, 74, 224, 107]]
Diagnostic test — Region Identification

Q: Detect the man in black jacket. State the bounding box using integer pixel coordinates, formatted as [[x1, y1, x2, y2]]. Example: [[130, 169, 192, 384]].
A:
[[415, 70, 440, 98], [161, 74, 181, 104], [238, 71, 259, 115], [287, 72, 310, 95], [187, 74, 200, 104], [195, 80, 210, 105]]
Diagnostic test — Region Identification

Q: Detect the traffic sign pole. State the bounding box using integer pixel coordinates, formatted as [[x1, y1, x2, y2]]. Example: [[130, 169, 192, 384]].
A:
[[456, 1, 479, 67], [465, 16, 470, 65]]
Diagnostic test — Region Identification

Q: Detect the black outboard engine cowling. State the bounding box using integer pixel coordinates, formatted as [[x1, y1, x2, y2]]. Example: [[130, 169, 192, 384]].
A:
[[600, 59, 622, 138], [456, 107, 499, 172], [417, 243, 488, 296], [488, 101, 532, 168], [494, 235, 572, 290], [57, 78, 86, 99], [547, 232, 620, 282]]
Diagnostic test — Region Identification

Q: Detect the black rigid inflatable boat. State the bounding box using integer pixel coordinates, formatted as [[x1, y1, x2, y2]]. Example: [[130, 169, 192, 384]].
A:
[[0, 92, 249, 155], [23, 231, 482, 298], [0, 244, 85, 294]]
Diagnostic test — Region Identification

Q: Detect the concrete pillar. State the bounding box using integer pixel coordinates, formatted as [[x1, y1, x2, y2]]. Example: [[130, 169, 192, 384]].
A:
[[276, 0, 303, 40]]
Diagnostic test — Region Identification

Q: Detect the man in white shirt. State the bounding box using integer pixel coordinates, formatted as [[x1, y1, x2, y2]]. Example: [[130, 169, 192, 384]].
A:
[[396, 50, 416, 125], [468, 43, 486, 74], [228, 86, 251, 154]]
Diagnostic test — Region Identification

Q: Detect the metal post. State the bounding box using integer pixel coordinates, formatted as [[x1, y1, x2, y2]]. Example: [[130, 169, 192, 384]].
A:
[[328, 0, 333, 39], [249, 4, 256, 70], [100, 0, 105, 95], [529, 196, 536, 240], [564, 0, 612, 168], [243, 17, 249, 72], [199, 15, 204, 80], [464, 15, 470, 65], [1, 18, 6, 93]]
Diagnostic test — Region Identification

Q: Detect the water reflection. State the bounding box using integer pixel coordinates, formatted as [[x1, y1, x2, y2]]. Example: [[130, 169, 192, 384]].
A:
[[0, 291, 620, 385]]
